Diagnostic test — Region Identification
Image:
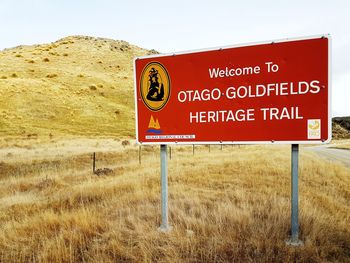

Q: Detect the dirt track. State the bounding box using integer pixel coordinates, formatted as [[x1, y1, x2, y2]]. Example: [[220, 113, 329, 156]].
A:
[[307, 145, 350, 168]]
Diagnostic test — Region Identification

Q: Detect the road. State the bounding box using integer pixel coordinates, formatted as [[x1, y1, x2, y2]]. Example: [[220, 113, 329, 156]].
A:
[[307, 145, 350, 168]]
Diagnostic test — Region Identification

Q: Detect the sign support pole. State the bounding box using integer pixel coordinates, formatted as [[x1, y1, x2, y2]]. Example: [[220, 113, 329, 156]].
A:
[[159, 144, 171, 232], [287, 144, 303, 246], [92, 152, 96, 173], [139, 145, 141, 165]]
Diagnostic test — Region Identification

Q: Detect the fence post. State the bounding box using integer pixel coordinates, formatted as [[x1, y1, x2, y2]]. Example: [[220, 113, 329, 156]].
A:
[[92, 152, 96, 173], [139, 145, 141, 165]]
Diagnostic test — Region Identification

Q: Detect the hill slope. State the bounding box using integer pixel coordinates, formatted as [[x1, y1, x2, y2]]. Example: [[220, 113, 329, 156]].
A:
[[0, 36, 152, 139]]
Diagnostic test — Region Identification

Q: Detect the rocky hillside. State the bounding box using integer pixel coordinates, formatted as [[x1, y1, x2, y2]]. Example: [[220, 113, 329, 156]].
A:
[[332, 117, 350, 139], [0, 36, 154, 139]]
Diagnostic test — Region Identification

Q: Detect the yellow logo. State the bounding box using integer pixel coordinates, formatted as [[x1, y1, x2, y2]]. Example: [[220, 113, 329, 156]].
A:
[[307, 119, 321, 139], [148, 115, 160, 129], [308, 120, 320, 130], [140, 62, 171, 111]]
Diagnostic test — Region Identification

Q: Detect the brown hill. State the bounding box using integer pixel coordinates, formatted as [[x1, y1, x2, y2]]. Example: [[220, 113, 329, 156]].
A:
[[0, 36, 153, 140]]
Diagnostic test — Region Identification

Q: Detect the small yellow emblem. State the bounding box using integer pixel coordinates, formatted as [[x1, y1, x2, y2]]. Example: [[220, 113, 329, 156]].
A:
[[148, 115, 160, 129]]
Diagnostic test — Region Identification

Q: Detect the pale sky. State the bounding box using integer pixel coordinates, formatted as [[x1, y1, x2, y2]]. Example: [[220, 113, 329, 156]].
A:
[[0, 0, 349, 116]]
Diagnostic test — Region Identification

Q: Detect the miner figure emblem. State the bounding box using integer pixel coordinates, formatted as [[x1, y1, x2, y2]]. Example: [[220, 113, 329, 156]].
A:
[[146, 67, 164, 101]]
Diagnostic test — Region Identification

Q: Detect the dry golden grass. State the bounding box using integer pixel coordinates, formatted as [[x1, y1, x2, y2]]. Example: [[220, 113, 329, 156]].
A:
[[0, 142, 349, 262], [331, 139, 350, 150]]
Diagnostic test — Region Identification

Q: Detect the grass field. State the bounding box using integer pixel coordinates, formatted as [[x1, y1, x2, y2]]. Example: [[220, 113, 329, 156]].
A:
[[0, 141, 349, 262], [331, 139, 350, 150]]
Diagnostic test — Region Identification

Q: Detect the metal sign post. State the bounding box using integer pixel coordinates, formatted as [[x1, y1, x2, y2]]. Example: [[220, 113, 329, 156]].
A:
[[159, 144, 171, 232], [287, 144, 303, 246]]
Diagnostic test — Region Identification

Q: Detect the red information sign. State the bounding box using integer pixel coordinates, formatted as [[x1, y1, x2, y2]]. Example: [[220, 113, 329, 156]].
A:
[[134, 36, 331, 144]]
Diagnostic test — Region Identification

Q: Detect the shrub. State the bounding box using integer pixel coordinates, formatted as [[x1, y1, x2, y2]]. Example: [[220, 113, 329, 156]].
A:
[[94, 168, 113, 176], [11, 73, 18, 78], [43, 58, 50, 62], [46, 73, 58, 78], [27, 60, 35, 63], [121, 140, 130, 147], [147, 49, 160, 55], [89, 85, 97, 91], [63, 53, 68, 57], [27, 133, 38, 139], [1, 76, 7, 79], [77, 74, 84, 77]]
